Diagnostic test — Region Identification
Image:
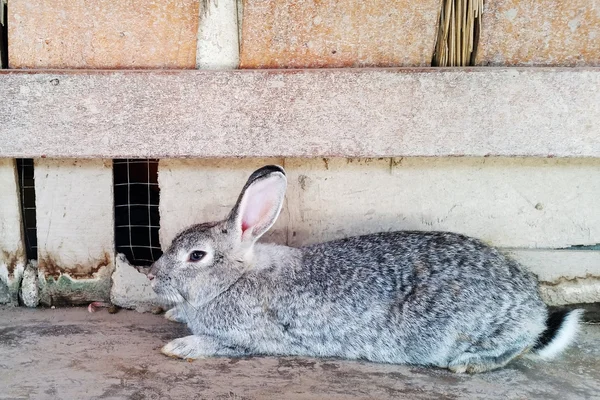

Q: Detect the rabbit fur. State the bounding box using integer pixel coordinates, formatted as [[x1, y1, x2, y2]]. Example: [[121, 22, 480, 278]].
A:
[[148, 165, 582, 373]]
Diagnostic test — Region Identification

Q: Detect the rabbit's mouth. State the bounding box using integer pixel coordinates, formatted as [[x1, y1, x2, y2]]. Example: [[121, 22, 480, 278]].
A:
[[153, 283, 187, 306]]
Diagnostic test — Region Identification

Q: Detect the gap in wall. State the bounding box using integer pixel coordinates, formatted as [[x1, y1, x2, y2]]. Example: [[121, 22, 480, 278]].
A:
[[432, 0, 483, 67], [113, 159, 162, 266], [0, 0, 7, 68], [16, 159, 37, 261]]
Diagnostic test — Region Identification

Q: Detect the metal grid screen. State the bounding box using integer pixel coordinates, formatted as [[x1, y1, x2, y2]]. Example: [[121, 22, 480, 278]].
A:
[[0, 0, 7, 69], [113, 159, 162, 266], [16, 159, 37, 260]]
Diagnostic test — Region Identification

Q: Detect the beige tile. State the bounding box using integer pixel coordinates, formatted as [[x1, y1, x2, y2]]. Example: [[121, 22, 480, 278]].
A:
[[9, 0, 199, 68], [477, 0, 600, 66], [240, 0, 441, 68]]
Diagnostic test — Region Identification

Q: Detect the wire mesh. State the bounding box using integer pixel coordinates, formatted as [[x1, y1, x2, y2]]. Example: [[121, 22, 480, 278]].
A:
[[16, 159, 37, 260], [113, 159, 162, 266], [0, 0, 7, 68]]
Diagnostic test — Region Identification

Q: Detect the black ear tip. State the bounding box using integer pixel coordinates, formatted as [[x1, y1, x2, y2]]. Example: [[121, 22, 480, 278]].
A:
[[249, 165, 286, 181]]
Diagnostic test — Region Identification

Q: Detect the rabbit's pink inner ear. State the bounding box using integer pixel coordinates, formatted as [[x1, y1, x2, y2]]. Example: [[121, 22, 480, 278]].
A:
[[241, 220, 250, 234], [241, 200, 273, 234], [237, 174, 286, 241]]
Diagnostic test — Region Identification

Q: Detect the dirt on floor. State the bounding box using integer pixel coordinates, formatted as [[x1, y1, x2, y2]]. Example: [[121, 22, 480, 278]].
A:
[[0, 306, 599, 400]]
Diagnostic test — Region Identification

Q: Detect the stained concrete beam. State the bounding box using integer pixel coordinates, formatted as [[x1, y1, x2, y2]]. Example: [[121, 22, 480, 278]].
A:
[[1, 68, 599, 158], [110, 254, 160, 313], [508, 249, 600, 306]]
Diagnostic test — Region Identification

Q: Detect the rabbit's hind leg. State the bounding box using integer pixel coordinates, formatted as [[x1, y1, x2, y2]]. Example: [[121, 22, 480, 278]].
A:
[[447, 345, 528, 374]]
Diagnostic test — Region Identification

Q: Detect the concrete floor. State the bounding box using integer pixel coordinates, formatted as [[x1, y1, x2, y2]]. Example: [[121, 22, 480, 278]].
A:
[[1, 307, 599, 400]]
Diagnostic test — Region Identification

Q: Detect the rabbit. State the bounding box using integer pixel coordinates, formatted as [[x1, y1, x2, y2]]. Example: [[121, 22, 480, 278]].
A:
[[147, 165, 583, 373]]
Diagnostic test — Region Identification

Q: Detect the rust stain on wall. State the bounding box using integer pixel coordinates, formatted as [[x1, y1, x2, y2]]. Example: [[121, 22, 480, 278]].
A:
[[1, 249, 24, 277], [477, 0, 600, 66], [539, 273, 600, 287], [38, 252, 113, 280], [240, 0, 442, 68]]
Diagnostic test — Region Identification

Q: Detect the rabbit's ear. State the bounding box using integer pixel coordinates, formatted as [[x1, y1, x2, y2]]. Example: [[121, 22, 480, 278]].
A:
[[227, 165, 287, 243]]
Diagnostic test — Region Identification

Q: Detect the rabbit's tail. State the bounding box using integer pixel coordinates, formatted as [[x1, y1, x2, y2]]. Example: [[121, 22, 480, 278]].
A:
[[529, 309, 584, 360]]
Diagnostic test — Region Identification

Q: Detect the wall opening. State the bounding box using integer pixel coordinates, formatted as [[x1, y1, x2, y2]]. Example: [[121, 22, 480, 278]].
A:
[[0, 0, 7, 68], [432, 0, 483, 67], [113, 159, 162, 266], [16, 159, 38, 261]]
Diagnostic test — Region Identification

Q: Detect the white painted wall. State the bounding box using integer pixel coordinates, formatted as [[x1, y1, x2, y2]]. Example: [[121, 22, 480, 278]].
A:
[[35, 159, 115, 303], [285, 157, 600, 248], [0, 159, 26, 304], [157, 157, 600, 306], [158, 158, 287, 248], [196, 0, 240, 69]]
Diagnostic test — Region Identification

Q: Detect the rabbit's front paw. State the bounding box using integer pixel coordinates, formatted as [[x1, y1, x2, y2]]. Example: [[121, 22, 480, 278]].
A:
[[164, 306, 186, 323], [161, 335, 213, 360]]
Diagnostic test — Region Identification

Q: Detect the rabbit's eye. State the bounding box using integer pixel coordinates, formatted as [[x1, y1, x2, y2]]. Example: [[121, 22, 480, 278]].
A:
[[189, 250, 206, 262]]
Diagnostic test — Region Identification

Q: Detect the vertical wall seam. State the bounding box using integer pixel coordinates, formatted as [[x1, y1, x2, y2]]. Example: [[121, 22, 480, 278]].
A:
[[0, 0, 7, 68], [196, 0, 240, 69]]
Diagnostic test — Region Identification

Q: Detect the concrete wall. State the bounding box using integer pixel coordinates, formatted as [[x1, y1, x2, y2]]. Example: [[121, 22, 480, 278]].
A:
[[2, 68, 600, 159], [5, 0, 199, 305], [2, 0, 599, 308], [160, 157, 600, 250], [0, 160, 26, 305], [35, 160, 115, 306], [158, 158, 600, 306]]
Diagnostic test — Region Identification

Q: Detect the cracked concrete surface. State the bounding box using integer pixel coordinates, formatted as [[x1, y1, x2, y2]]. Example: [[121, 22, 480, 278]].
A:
[[1, 307, 599, 400]]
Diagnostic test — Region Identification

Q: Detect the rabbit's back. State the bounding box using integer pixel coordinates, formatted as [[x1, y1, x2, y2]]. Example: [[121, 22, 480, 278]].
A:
[[298, 231, 539, 302]]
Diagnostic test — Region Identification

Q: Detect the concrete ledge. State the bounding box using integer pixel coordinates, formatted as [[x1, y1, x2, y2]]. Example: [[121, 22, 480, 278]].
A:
[[1, 68, 600, 158], [507, 249, 600, 305]]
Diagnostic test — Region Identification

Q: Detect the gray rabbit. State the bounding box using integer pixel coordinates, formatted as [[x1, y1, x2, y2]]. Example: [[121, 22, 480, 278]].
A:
[[147, 165, 582, 373]]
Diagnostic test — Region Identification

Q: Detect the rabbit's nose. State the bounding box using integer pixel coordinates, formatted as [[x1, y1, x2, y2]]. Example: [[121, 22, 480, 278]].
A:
[[147, 273, 155, 281]]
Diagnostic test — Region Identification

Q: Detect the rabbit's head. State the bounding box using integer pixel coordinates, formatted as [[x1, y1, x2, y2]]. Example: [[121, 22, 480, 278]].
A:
[[148, 165, 287, 305]]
